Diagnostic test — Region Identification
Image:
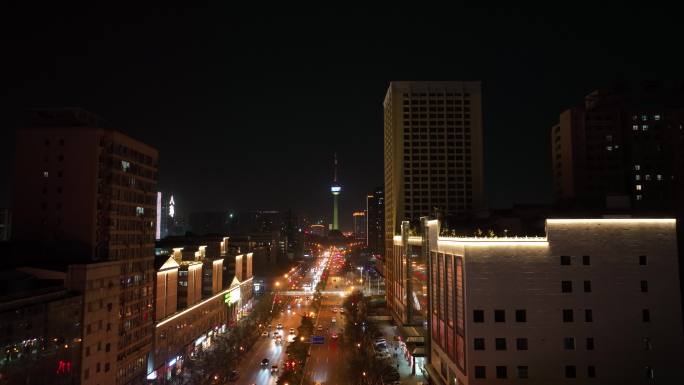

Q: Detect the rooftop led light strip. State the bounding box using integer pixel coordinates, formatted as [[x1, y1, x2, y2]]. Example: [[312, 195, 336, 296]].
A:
[[156, 277, 253, 328], [546, 218, 676, 224]]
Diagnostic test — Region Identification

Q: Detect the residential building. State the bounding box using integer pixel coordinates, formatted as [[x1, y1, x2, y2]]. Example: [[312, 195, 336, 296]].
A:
[[383, 81, 484, 326], [353, 211, 367, 242], [551, 83, 684, 211], [396, 218, 684, 385], [11, 108, 158, 385]]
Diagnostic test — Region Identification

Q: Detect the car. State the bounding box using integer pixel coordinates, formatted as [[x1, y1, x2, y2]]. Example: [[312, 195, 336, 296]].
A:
[[261, 358, 269, 367], [317, 325, 323, 331], [332, 307, 338, 313], [331, 317, 336, 323], [289, 328, 296, 335], [271, 365, 279, 374], [276, 323, 283, 329], [339, 308, 345, 313], [331, 333, 338, 339], [375, 338, 387, 344], [261, 331, 269, 337]]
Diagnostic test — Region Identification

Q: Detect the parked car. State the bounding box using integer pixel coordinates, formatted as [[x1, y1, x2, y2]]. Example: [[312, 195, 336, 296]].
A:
[[332, 307, 338, 313], [331, 317, 336, 323], [261, 331, 269, 337]]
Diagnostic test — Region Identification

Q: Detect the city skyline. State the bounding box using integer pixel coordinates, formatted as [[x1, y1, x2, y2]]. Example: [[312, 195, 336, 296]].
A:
[[2, 5, 684, 228]]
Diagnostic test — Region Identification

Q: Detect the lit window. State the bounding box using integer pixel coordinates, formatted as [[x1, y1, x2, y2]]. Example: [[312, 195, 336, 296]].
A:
[[654, 114, 661, 120], [636, 194, 643, 201], [121, 160, 130, 172], [635, 175, 641, 181], [632, 124, 639, 131], [606, 146, 613, 151], [656, 174, 662, 181], [645, 174, 651, 181], [136, 207, 144, 216], [43, 171, 49, 178], [634, 164, 641, 171], [636, 184, 642, 191], [642, 125, 649, 131], [641, 115, 648, 121]]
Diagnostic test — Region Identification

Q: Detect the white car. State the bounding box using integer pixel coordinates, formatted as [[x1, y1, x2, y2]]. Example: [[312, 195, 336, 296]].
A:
[[331, 317, 336, 323]]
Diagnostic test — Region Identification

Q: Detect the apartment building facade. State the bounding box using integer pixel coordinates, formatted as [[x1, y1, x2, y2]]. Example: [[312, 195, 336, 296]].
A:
[[396, 218, 683, 384], [384, 81, 484, 326], [12, 108, 158, 384]]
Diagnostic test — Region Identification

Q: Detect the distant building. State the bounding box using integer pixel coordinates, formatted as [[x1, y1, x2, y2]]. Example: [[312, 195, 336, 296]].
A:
[[551, 84, 684, 212], [353, 211, 367, 242], [309, 224, 326, 237], [383, 81, 485, 327], [189, 211, 229, 235], [11, 108, 157, 385], [400, 218, 684, 385], [0, 208, 10, 241], [366, 187, 384, 256]]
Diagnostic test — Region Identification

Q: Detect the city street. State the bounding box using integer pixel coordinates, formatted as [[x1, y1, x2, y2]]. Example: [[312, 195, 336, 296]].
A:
[[304, 276, 347, 385], [233, 298, 311, 385]]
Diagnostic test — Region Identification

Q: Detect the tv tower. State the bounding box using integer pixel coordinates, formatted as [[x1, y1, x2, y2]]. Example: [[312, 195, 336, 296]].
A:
[[330, 153, 341, 231]]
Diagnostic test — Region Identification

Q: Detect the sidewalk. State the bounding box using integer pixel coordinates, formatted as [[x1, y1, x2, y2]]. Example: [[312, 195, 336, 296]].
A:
[[376, 322, 426, 385]]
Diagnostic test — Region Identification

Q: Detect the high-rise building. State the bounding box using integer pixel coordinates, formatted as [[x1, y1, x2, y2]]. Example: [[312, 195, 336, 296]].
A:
[[551, 84, 684, 211], [383, 81, 484, 326], [352, 211, 367, 242], [330, 153, 341, 231], [12, 108, 158, 385], [402, 218, 683, 385], [366, 187, 384, 256]]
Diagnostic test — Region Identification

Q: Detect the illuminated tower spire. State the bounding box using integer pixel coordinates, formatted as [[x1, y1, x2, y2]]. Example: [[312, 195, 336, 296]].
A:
[[330, 153, 341, 231]]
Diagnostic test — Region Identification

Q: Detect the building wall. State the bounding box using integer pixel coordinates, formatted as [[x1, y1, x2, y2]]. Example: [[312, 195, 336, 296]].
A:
[[67, 261, 121, 385], [155, 269, 178, 322], [384, 81, 485, 326], [422, 219, 684, 385]]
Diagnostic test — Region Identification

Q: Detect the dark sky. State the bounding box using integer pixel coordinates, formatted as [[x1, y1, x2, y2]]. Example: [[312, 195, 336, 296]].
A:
[[1, 5, 682, 230]]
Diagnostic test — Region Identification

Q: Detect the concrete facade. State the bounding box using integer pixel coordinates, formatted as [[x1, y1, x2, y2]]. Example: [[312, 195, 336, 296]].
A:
[[397, 218, 684, 384]]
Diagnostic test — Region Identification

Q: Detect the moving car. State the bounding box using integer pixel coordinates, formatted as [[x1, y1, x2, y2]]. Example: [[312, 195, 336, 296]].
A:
[[271, 365, 279, 374], [276, 323, 283, 329], [289, 328, 296, 335], [275, 335, 282, 345], [261, 331, 269, 337], [331, 333, 338, 339], [331, 317, 336, 323], [317, 325, 323, 331], [332, 307, 338, 313], [261, 358, 269, 367]]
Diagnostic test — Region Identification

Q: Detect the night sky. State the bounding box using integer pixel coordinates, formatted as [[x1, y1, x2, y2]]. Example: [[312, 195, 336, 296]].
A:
[[1, 5, 682, 230]]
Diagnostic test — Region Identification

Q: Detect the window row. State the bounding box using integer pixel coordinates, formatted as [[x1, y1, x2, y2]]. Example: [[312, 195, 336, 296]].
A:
[[474, 337, 595, 351], [473, 365, 596, 379]]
